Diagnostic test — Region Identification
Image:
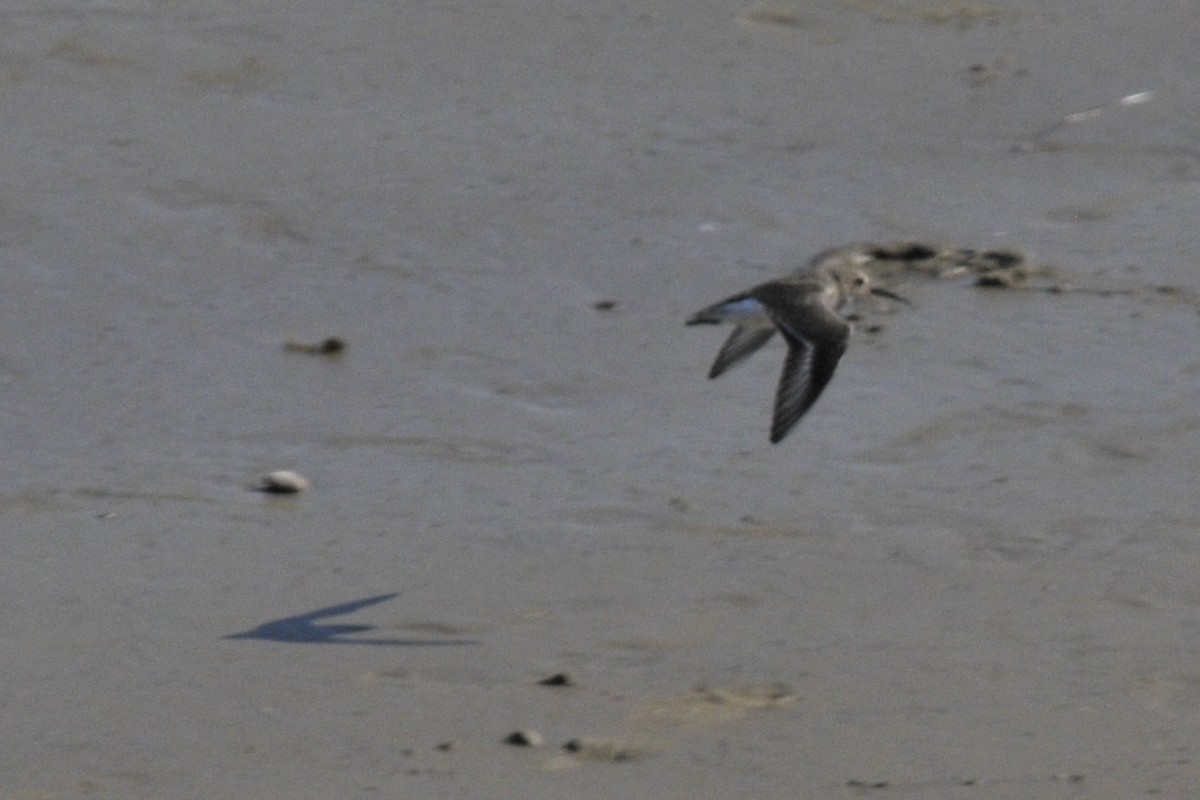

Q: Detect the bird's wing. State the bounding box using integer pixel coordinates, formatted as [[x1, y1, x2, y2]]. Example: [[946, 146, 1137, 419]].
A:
[[767, 334, 844, 443], [686, 291, 764, 326], [758, 291, 850, 443], [708, 325, 776, 378]]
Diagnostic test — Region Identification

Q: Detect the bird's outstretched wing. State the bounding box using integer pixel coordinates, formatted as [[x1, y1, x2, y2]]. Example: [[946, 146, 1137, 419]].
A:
[[757, 288, 850, 443], [708, 325, 776, 378]]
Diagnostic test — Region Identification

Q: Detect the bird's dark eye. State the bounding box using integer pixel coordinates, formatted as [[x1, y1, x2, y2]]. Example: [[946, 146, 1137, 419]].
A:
[[853, 276, 866, 286]]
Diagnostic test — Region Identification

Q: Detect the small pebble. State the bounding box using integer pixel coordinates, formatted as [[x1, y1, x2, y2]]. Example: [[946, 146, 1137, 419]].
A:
[[434, 740, 458, 752], [592, 299, 620, 311], [975, 269, 1028, 289], [845, 779, 889, 789], [504, 730, 543, 747], [537, 672, 574, 687], [284, 336, 346, 356], [258, 470, 310, 494]]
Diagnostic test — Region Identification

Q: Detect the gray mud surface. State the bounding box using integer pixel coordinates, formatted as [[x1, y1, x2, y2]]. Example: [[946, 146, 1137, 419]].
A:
[[3, 1, 1200, 797]]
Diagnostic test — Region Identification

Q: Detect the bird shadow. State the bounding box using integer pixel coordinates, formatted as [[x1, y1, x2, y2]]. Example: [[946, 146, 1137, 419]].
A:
[[224, 592, 479, 646]]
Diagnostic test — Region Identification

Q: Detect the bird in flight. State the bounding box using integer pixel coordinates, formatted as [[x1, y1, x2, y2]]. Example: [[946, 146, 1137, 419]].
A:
[[687, 263, 907, 443]]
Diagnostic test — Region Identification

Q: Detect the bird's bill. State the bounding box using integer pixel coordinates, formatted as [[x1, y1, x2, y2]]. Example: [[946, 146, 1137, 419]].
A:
[[869, 286, 910, 304]]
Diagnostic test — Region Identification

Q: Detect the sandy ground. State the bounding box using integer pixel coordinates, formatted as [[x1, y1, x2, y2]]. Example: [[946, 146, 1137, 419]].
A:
[[3, 0, 1200, 797]]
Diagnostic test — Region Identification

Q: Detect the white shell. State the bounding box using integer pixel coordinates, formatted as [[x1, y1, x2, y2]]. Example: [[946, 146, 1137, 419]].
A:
[[260, 470, 310, 494]]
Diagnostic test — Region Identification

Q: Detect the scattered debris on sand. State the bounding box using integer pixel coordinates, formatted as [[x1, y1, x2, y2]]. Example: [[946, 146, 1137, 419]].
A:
[[561, 736, 660, 763], [813, 240, 1062, 291], [814, 240, 1200, 309]]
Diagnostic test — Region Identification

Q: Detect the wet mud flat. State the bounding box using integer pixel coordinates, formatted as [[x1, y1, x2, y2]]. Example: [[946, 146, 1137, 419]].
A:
[[4, 0, 1200, 798]]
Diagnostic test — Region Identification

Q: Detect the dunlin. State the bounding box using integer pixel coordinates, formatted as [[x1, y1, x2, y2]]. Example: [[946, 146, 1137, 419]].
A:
[[687, 262, 906, 443]]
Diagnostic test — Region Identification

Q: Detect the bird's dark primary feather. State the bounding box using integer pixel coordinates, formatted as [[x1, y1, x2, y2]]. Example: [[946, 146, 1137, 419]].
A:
[[708, 326, 776, 378], [755, 283, 850, 443]]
